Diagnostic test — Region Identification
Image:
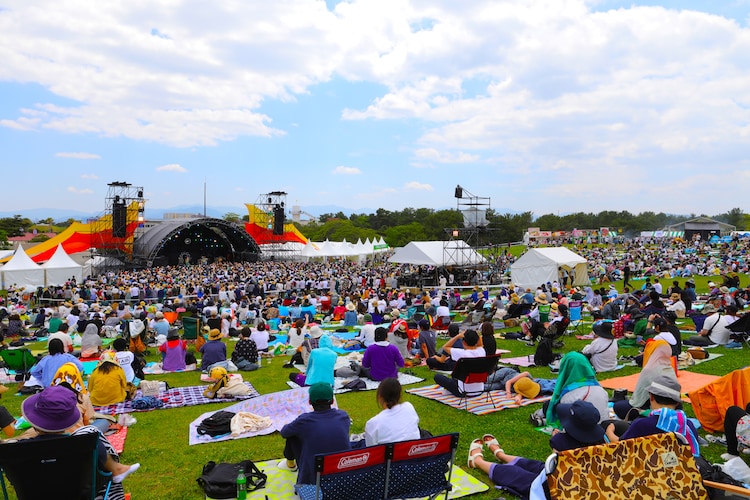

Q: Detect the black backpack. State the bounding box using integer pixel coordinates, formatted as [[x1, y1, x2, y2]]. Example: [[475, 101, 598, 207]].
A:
[[197, 410, 235, 437], [534, 337, 555, 367], [197, 460, 267, 499]]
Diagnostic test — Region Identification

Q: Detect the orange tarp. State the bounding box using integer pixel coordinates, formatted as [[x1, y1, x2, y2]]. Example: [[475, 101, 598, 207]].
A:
[[599, 371, 719, 404], [689, 367, 750, 433]]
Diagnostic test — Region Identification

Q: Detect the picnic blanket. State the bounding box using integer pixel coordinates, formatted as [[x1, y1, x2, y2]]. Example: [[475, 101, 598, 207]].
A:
[[93, 382, 260, 414], [205, 459, 489, 499], [286, 371, 425, 394], [190, 387, 318, 445], [105, 426, 128, 454], [599, 371, 719, 403], [498, 355, 536, 368], [406, 384, 552, 415], [143, 361, 198, 374]]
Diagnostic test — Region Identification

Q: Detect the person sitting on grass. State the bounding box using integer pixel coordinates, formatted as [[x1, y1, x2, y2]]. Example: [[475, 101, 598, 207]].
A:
[[545, 352, 610, 426], [426, 324, 462, 371], [30, 338, 83, 388], [158, 328, 187, 372], [606, 374, 700, 456], [362, 327, 404, 381], [22, 385, 140, 498], [289, 334, 337, 387], [468, 400, 606, 499], [363, 378, 421, 446], [231, 326, 259, 371], [199, 328, 227, 372], [87, 351, 129, 407], [278, 383, 350, 487]]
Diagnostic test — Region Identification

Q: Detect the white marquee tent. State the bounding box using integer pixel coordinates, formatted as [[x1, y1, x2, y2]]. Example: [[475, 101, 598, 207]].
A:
[[0, 246, 45, 290], [42, 244, 84, 286], [388, 240, 485, 267], [510, 247, 589, 290]]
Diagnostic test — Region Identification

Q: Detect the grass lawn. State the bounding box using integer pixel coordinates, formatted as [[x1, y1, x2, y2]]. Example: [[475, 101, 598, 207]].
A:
[[2, 274, 747, 499]]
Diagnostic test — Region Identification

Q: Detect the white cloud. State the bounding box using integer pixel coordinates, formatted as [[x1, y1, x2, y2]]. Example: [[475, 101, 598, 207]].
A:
[[414, 148, 479, 163], [81, 173, 100, 179], [332, 165, 362, 175], [66, 186, 94, 194], [55, 152, 101, 160], [404, 181, 433, 191], [156, 163, 187, 173]]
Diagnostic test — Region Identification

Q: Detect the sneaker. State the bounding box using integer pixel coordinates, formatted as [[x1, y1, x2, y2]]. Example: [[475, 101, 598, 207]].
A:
[[282, 362, 295, 368], [722, 453, 740, 461], [350, 432, 365, 442], [725, 342, 743, 350], [277, 459, 298, 472]]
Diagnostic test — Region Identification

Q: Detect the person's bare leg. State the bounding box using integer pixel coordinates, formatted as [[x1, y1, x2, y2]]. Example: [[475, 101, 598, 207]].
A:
[[106, 455, 140, 483]]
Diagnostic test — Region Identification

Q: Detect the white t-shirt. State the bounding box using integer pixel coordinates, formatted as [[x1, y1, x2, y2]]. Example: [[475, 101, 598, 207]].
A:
[[48, 332, 73, 353], [449, 348, 486, 393], [702, 313, 735, 345], [250, 329, 270, 351], [116, 350, 136, 382], [364, 402, 421, 447]]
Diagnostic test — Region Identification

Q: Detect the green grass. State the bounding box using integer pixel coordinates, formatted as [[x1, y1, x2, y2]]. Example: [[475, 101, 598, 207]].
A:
[[4, 274, 747, 499]]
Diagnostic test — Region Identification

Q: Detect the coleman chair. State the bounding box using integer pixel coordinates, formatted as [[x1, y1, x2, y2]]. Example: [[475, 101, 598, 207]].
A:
[[450, 354, 502, 410], [297, 444, 389, 500], [0, 432, 113, 500], [385, 433, 459, 500], [181, 315, 201, 342], [0, 348, 38, 381]]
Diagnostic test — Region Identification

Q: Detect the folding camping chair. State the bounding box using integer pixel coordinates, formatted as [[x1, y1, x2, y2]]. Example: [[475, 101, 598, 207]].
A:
[[386, 433, 459, 500], [0, 348, 38, 381], [450, 354, 502, 410], [181, 315, 201, 343], [728, 314, 750, 349], [566, 301, 587, 336], [297, 444, 389, 500], [537, 304, 551, 323], [542, 432, 708, 499], [0, 432, 113, 500]]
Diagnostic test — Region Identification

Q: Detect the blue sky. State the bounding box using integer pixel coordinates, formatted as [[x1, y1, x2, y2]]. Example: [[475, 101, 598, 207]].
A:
[[1, 0, 749, 220]]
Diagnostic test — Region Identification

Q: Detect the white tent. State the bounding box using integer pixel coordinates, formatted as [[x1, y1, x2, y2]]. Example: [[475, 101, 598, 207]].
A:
[[388, 240, 485, 267], [1, 246, 45, 290], [510, 247, 589, 290], [42, 244, 84, 286]]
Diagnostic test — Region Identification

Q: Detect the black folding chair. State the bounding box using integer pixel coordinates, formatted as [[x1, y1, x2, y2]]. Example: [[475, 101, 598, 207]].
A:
[[728, 314, 750, 349], [450, 354, 502, 410], [0, 432, 113, 500]]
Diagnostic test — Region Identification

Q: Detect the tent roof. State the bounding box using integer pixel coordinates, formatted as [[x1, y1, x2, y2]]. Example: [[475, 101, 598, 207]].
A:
[[513, 247, 586, 269], [1, 246, 42, 271], [42, 244, 82, 269], [388, 240, 485, 266]]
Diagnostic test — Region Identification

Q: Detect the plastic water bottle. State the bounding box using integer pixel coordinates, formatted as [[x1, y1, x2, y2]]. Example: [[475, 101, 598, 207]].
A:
[[236, 467, 247, 500]]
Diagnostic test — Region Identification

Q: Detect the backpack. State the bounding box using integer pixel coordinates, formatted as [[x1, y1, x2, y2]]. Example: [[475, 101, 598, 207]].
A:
[[534, 337, 555, 367], [197, 410, 235, 437], [197, 460, 267, 499]]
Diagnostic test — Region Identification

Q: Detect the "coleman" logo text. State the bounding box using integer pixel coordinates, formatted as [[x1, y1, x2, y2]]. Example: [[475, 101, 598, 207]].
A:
[[408, 443, 437, 456], [338, 453, 370, 469]]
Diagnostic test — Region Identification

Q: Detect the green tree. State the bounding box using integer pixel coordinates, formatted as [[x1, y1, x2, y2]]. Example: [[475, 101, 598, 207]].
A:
[[384, 223, 428, 247], [223, 212, 241, 222], [0, 215, 33, 237]]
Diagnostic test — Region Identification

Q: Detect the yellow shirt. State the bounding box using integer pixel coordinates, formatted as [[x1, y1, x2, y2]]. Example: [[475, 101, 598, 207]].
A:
[[88, 364, 128, 406]]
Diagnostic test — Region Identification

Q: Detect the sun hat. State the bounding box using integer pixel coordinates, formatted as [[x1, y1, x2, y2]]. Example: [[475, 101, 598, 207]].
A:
[[201, 325, 211, 335], [363, 313, 373, 323], [346, 302, 356, 311], [720, 286, 730, 294], [309, 325, 324, 338], [22, 386, 81, 433], [514, 377, 541, 399], [99, 350, 117, 364], [397, 322, 407, 332], [209, 366, 227, 380], [308, 382, 334, 403], [592, 321, 614, 339], [701, 304, 717, 314], [648, 373, 682, 403], [208, 328, 222, 340], [556, 400, 605, 444], [155, 311, 164, 319], [167, 328, 180, 340], [535, 295, 548, 304]]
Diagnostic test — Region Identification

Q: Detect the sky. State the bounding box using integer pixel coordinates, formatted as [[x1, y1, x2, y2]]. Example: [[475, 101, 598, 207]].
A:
[[1, 0, 750, 220]]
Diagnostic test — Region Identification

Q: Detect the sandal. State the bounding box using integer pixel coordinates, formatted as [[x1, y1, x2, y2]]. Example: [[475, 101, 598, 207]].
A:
[[467, 439, 484, 468], [482, 434, 504, 458]]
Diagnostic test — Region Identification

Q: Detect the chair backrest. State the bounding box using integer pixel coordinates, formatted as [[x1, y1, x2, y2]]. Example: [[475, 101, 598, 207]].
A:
[[568, 302, 582, 321], [538, 304, 551, 322], [451, 355, 501, 387], [307, 445, 389, 500], [0, 432, 100, 500], [0, 349, 37, 373], [545, 432, 708, 499], [385, 433, 459, 499], [181, 316, 200, 340]]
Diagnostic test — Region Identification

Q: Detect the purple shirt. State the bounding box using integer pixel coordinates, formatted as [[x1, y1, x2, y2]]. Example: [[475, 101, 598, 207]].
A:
[[362, 342, 404, 381]]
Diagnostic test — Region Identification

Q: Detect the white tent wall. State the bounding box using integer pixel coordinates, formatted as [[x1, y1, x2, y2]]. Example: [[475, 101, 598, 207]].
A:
[[510, 247, 589, 290], [42, 244, 84, 286], [1, 246, 45, 290], [388, 241, 486, 267]]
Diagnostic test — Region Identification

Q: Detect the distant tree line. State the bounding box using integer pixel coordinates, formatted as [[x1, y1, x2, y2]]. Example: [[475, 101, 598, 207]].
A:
[[295, 207, 748, 247]]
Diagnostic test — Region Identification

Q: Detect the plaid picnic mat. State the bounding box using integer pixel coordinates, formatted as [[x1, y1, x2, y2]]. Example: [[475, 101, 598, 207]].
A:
[[406, 384, 551, 415], [93, 382, 260, 414]]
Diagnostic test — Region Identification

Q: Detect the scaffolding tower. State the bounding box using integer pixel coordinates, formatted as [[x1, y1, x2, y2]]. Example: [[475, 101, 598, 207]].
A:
[[252, 191, 300, 260], [88, 181, 146, 274], [444, 185, 503, 270]]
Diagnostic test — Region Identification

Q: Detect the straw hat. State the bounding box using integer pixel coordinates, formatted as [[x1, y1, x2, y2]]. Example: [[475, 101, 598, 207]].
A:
[[208, 328, 222, 341]]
